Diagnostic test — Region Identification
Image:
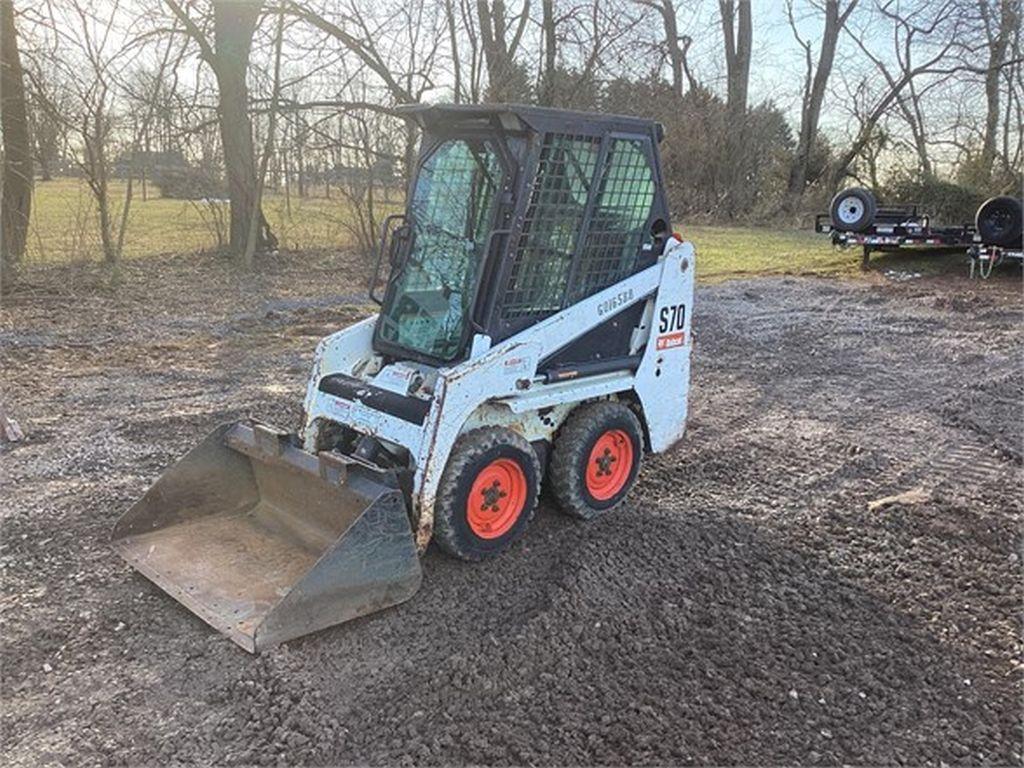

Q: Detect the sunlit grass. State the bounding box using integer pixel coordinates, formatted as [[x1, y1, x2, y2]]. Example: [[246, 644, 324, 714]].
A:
[[26, 178, 972, 282], [682, 224, 858, 283], [683, 224, 974, 282], [25, 177, 371, 262]]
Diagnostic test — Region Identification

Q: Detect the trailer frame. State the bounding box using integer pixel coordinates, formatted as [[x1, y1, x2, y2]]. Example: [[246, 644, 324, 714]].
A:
[[815, 204, 976, 270]]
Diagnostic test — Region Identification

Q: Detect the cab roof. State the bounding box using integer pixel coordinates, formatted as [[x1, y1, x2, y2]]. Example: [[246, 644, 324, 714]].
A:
[[395, 103, 664, 143]]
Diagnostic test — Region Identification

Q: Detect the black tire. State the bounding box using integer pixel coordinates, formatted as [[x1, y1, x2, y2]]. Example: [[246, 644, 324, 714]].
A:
[[829, 187, 877, 232], [434, 427, 540, 561], [550, 401, 643, 521], [975, 196, 1023, 248]]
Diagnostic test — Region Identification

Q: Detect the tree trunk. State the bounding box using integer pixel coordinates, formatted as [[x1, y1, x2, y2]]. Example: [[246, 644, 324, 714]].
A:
[[477, 0, 529, 101], [444, 0, 463, 102], [212, 0, 271, 261], [721, 0, 751, 116], [477, 0, 508, 100], [90, 115, 117, 264], [896, 85, 931, 175], [296, 119, 306, 198], [786, 0, 853, 201], [1, 0, 32, 278], [980, 0, 1018, 179], [540, 0, 556, 105], [719, 0, 752, 216]]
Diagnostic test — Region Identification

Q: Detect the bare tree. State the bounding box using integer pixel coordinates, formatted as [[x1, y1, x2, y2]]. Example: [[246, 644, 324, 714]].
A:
[[893, 76, 936, 173], [785, 0, 858, 201], [24, 60, 71, 181], [1, 0, 32, 278], [287, 1, 417, 104], [24, 0, 129, 265], [978, 0, 1019, 180], [635, 0, 698, 97], [831, 0, 973, 189], [164, 0, 277, 261], [243, 1, 283, 265], [720, 0, 752, 116], [442, 0, 465, 101], [719, 0, 751, 215], [535, 1, 644, 107], [539, 0, 556, 103], [476, 0, 531, 100], [287, 0, 443, 173], [1002, 15, 1023, 176]]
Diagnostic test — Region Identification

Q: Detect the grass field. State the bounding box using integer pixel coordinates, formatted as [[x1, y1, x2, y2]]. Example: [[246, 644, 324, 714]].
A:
[[25, 178, 380, 262], [23, 177, 971, 282]]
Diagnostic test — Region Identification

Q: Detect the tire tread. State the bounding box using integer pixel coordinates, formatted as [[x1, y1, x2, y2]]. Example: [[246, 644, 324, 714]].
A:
[[434, 427, 540, 561], [550, 400, 643, 520]]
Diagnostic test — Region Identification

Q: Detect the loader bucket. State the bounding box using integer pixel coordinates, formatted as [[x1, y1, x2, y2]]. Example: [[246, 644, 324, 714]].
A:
[[112, 422, 422, 653]]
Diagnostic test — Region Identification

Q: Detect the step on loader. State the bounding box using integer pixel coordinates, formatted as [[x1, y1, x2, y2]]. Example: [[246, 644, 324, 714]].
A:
[[113, 104, 696, 652]]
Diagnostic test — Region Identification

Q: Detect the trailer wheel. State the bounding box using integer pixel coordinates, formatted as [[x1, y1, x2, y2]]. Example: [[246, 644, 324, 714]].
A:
[[434, 427, 540, 561], [550, 401, 643, 520], [976, 196, 1022, 247], [829, 187, 877, 232]]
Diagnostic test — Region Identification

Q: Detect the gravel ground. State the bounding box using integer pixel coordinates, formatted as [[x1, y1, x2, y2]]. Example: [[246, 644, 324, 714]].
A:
[[2, 253, 1022, 766]]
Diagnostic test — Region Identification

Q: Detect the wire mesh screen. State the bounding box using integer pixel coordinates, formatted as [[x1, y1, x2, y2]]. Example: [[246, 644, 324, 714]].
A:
[[500, 134, 600, 320], [569, 139, 655, 303]]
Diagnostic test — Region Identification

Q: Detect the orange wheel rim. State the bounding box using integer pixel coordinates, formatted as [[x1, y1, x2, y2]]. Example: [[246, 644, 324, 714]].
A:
[[466, 458, 528, 539], [585, 429, 634, 501]]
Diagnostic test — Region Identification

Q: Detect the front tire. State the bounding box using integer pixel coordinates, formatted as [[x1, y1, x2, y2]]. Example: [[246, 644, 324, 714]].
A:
[[550, 401, 644, 520], [434, 427, 540, 561]]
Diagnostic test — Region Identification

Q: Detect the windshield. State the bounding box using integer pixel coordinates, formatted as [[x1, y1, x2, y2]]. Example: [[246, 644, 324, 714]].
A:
[[377, 139, 502, 361]]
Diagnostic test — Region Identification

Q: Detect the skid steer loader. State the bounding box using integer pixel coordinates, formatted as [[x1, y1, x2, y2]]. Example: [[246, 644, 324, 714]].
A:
[[113, 104, 695, 652]]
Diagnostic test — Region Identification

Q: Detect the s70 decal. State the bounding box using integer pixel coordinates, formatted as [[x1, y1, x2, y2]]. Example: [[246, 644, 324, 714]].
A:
[[658, 303, 686, 333]]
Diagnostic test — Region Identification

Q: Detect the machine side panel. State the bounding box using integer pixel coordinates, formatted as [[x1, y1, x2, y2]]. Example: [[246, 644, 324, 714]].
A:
[[633, 242, 695, 452]]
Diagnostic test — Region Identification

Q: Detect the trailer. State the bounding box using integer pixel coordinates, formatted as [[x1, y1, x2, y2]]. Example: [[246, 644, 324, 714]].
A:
[[816, 191, 974, 270], [819, 189, 1022, 273]]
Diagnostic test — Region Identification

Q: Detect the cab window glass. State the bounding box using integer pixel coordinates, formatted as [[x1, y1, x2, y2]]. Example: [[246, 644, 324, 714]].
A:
[[377, 139, 501, 360]]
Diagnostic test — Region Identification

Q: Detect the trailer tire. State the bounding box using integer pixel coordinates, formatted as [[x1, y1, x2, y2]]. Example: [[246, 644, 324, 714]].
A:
[[434, 427, 540, 561], [830, 187, 877, 232], [550, 401, 643, 520], [976, 196, 1022, 247]]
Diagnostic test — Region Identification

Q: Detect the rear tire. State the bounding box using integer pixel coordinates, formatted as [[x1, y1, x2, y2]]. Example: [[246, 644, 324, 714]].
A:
[[550, 401, 643, 520], [976, 196, 1022, 247], [434, 427, 540, 561], [830, 187, 877, 232]]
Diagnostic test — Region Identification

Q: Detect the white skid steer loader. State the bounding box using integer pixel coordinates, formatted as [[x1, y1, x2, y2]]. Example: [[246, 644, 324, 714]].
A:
[[113, 104, 695, 652]]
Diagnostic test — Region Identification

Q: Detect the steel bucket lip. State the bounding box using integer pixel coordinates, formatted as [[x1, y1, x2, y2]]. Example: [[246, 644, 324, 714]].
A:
[[111, 420, 422, 653]]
